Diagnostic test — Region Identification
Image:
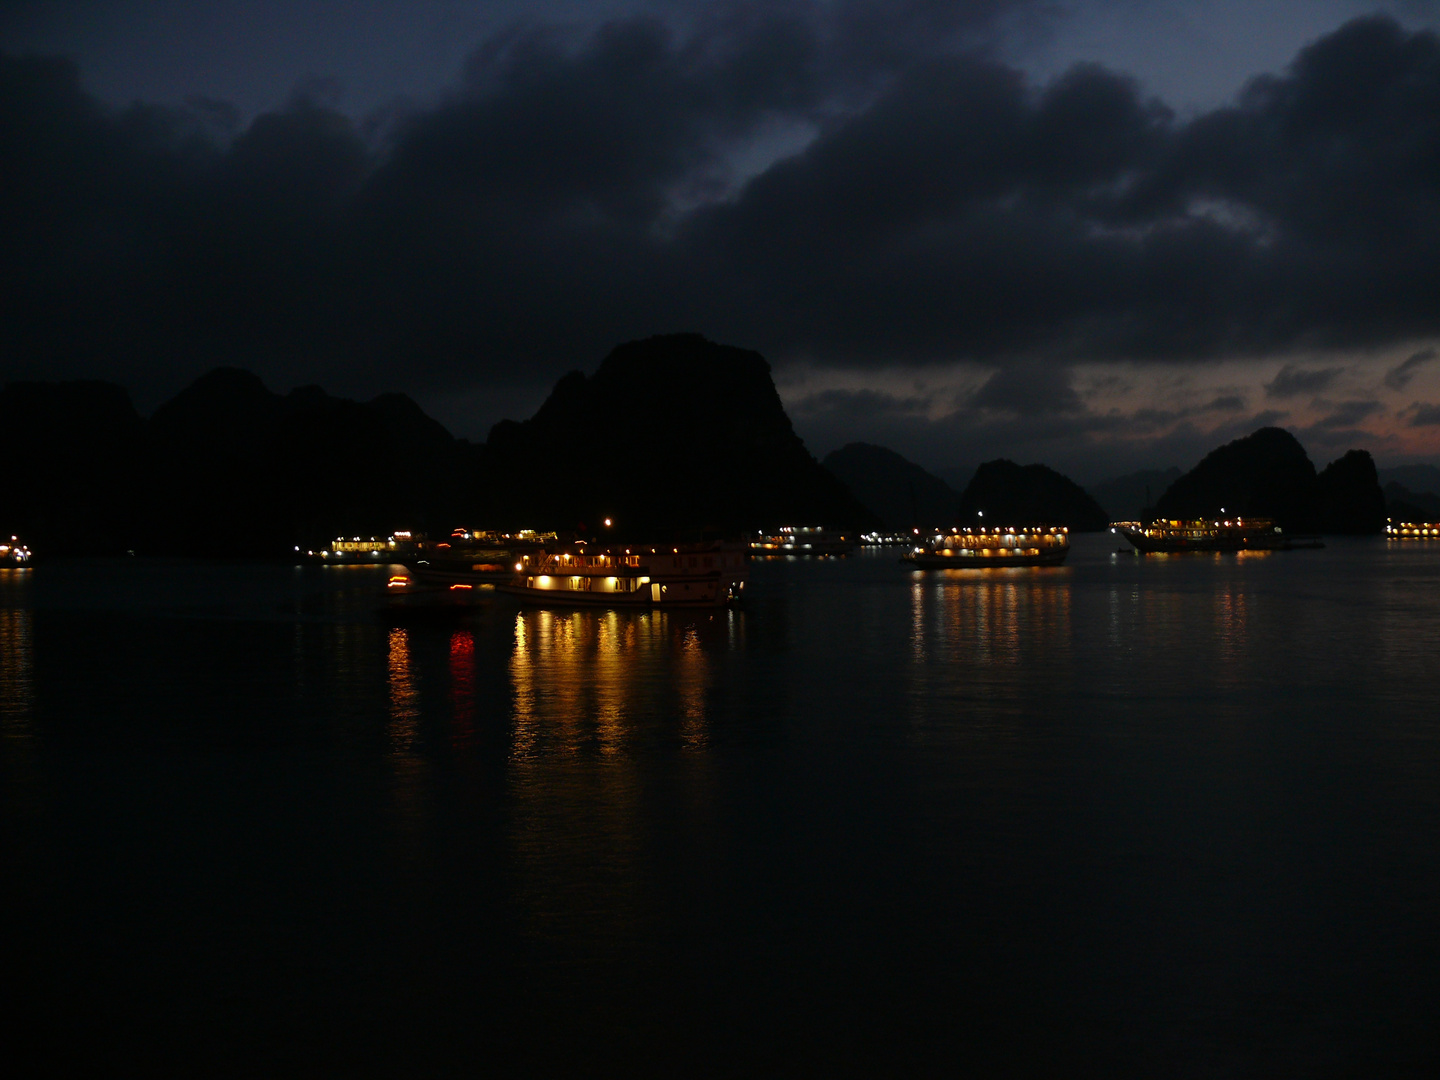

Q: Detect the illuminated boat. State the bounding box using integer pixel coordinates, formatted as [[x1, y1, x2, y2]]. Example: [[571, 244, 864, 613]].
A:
[[403, 529, 558, 586], [1, 536, 32, 566], [499, 542, 747, 606], [1112, 518, 1319, 552], [904, 527, 1069, 568], [1387, 519, 1440, 539], [750, 526, 857, 556], [300, 531, 421, 564]]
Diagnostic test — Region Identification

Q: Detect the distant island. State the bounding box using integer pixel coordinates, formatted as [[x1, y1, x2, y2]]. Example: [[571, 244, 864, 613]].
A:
[[1154, 427, 1385, 534], [821, 444, 1109, 531], [2, 334, 871, 556], [823, 428, 1397, 536], [2, 335, 1425, 557]]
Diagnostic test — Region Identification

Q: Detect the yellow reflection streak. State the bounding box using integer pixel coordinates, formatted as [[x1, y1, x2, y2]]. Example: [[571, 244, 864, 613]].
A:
[[913, 571, 1073, 671], [387, 626, 420, 751], [384, 625, 432, 866], [503, 606, 728, 950], [510, 612, 539, 759], [910, 580, 927, 663], [677, 624, 708, 748], [1214, 585, 1250, 689], [507, 607, 717, 759], [0, 606, 35, 733]]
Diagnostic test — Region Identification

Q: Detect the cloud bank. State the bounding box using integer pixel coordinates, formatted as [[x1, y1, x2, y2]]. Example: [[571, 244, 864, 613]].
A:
[[3, 8, 1440, 469]]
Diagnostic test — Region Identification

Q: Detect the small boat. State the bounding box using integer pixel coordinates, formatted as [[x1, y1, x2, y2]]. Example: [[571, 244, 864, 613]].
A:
[[403, 529, 557, 587], [1112, 518, 1321, 552], [751, 526, 857, 557], [904, 527, 1069, 568], [1, 536, 33, 566], [300, 531, 422, 564], [499, 542, 747, 606], [1387, 520, 1440, 540]]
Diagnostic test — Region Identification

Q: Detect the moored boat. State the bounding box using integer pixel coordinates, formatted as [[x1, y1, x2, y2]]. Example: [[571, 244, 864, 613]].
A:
[[751, 526, 857, 557], [404, 529, 558, 586], [904, 527, 1069, 568], [301, 531, 421, 564], [1387, 519, 1440, 539], [1113, 518, 1321, 552], [1, 536, 32, 566], [499, 542, 747, 606]]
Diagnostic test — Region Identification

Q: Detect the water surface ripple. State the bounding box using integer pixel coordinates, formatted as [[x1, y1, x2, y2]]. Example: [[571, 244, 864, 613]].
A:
[[2, 538, 1438, 1075]]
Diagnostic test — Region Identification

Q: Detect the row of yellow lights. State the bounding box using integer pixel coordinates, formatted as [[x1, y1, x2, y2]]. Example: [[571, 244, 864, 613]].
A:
[[936, 527, 1068, 536]]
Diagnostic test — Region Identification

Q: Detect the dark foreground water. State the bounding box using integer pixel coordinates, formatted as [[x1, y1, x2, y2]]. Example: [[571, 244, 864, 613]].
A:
[[3, 537, 1440, 1076]]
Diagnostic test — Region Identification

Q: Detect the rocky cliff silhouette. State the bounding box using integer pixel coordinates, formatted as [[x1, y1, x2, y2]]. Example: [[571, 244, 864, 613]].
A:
[[3, 371, 480, 556], [821, 443, 958, 529], [956, 460, 1110, 531], [1087, 467, 1183, 523], [1385, 482, 1440, 522], [4, 334, 873, 554], [483, 334, 875, 535], [1, 380, 147, 555], [146, 368, 480, 554], [1316, 449, 1386, 533]]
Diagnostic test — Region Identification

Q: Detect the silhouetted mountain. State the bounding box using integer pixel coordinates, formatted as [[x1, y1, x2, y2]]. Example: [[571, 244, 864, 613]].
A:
[[1317, 450, 1386, 533], [1385, 482, 1440, 521], [484, 334, 875, 535], [1156, 427, 1320, 530], [821, 443, 957, 529], [3, 335, 882, 555], [936, 465, 977, 494], [150, 367, 284, 456], [1087, 467, 1182, 522], [956, 460, 1110, 531], [1379, 465, 1440, 497], [1154, 427, 1385, 533], [145, 370, 480, 554], [0, 380, 147, 555]]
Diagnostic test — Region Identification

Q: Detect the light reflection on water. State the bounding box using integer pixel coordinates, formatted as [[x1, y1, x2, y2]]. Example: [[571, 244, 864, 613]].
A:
[[508, 607, 722, 759], [0, 603, 35, 728], [2, 544, 1440, 1072]]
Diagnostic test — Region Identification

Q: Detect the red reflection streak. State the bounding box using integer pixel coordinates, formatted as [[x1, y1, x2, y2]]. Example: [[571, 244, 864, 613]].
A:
[[450, 628, 476, 740]]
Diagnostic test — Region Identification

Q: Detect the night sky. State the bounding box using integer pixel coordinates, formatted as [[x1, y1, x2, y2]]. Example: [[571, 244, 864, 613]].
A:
[[5, 0, 1440, 480]]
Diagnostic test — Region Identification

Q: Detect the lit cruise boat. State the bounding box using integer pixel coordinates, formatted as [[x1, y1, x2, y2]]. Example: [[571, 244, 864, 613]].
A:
[[500, 542, 747, 606], [1387, 519, 1440, 539], [750, 526, 857, 556], [1, 536, 32, 566], [904, 527, 1069, 567], [1112, 517, 1318, 552]]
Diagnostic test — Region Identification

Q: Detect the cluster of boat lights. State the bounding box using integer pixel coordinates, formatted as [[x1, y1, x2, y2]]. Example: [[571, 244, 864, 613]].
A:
[[1, 536, 32, 563], [911, 526, 1068, 556], [307, 514, 1440, 578], [1388, 521, 1440, 538], [299, 532, 415, 559]]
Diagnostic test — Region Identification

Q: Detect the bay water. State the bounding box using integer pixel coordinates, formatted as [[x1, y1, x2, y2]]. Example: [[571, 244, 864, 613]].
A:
[[3, 537, 1439, 1075]]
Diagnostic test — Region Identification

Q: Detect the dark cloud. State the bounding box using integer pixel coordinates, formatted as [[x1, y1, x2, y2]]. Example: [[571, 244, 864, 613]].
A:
[[1265, 363, 1344, 398], [1128, 394, 1249, 429], [1315, 399, 1384, 428], [1205, 394, 1247, 412], [970, 364, 1083, 415], [1385, 347, 1438, 390], [1408, 402, 1440, 426], [788, 381, 1304, 483], [788, 386, 930, 425], [5, 10, 1440, 421]]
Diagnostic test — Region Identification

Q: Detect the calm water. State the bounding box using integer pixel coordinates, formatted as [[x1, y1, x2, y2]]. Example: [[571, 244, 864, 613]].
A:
[[3, 537, 1439, 1075]]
